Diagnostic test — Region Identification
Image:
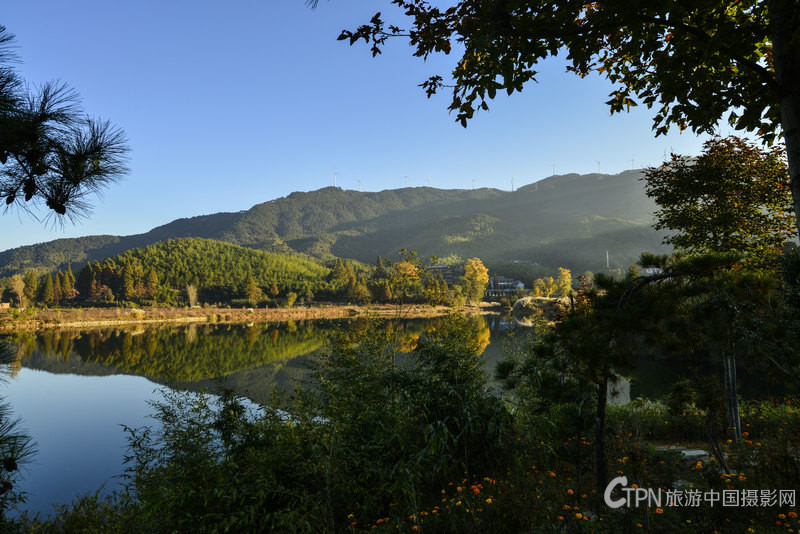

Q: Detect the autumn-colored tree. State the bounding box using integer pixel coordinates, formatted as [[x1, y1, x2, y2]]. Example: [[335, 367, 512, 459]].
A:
[[186, 284, 198, 307], [269, 282, 279, 298], [555, 267, 572, 297], [9, 275, 25, 307], [462, 257, 489, 303], [532, 276, 556, 298]]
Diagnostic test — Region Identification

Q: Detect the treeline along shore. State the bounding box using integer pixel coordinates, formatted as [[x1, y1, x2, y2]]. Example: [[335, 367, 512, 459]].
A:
[[0, 302, 500, 333]]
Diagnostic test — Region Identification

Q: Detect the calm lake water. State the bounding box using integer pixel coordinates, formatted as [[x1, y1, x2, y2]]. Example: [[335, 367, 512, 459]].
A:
[[0, 314, 786, 516]]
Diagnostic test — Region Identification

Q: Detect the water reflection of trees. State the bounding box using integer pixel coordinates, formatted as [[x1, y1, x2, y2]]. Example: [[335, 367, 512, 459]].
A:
[[1, 314, 494, 388], [6, 322, 337, 382]]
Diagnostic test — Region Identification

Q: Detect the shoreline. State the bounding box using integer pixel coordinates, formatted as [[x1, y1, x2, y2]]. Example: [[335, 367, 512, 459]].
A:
[[0, 302, 504, 333]]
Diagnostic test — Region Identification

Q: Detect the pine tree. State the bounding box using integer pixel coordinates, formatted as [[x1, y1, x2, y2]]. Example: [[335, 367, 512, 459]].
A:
[[121, 267, 136, 301], [63, 264, 75, 297], [144, 267, 159, 299], [374, 256, 389, 280], [39, 274, 54, 305], [22, 272, 37, 303], [76, 263, 94, 299], [243, 273, 262, 303], [53, 271, 64, 304]]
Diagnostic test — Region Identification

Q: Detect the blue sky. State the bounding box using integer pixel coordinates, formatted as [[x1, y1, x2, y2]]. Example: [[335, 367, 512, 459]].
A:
[[1, 1, 722, 252]]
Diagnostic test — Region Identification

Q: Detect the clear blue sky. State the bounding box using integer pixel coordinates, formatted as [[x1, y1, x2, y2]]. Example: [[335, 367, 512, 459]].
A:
[[1, 1, 724, 252]]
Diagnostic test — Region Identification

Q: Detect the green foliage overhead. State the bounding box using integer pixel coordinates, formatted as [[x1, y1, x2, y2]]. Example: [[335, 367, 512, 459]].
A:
[[0, 26, 128, 220]]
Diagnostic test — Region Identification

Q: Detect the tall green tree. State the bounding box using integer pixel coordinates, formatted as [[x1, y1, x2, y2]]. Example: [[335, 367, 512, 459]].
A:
[[53, 271, 63, 304], [38, 273, 54, 305], [121, 266, 136, 301], [63, 264, 75, 298], [144, 266, 159, 299], [337, 0, 800, 233], [645, 136, 795, 266], [243, 273, 262, 303], [22, 272, 37, 304]]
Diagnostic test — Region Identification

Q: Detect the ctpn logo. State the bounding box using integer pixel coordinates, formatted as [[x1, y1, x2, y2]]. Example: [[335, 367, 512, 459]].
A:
[[604, 476, 662, 509]]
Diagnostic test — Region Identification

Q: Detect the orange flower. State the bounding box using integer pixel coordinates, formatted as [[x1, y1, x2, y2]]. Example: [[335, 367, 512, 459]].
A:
[[567, 489, 574, 495], [655, 508, 664, 514]]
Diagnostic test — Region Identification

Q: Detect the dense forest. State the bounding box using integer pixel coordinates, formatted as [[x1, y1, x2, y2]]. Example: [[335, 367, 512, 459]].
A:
[[0, 171, 668, 278], [1, 238, 529, 308]]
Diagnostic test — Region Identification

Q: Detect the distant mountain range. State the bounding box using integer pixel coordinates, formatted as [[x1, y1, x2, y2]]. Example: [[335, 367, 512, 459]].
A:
[[0, 170, 671, 277]]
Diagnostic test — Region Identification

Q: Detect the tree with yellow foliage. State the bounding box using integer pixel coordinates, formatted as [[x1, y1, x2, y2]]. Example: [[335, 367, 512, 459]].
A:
[[462, 258, 489, 304]]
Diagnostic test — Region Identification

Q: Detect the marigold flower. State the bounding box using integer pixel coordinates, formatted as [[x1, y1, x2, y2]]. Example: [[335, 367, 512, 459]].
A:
[[656, 508, 664, 514], [485, 498, 493, 504], [742, 431, 749, 437], [789, 511, 798, 518], [558, 516, 564, 521], [576, 513, 583, 519], [567, 489, 574, 495]]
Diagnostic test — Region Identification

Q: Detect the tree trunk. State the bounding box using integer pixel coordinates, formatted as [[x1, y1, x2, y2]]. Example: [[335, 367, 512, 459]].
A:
[[595, 374, 608, 492], [722, 351, 741, 440], [770, 0, 800, 233]]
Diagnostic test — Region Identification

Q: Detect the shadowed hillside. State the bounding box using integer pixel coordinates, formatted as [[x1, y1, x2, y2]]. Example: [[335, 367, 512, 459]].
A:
[[0, 170, 669, 276]]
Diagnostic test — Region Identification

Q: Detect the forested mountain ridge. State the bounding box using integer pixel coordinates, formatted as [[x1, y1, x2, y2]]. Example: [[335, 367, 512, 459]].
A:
[[0, 170, 668, 276]]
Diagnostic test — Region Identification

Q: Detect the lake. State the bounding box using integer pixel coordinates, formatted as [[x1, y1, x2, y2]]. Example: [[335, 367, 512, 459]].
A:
[[0, 314, 786, 516]]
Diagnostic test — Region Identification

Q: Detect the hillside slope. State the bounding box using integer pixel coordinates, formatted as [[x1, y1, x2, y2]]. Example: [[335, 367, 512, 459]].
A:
[[0, 170, 669, 276]]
